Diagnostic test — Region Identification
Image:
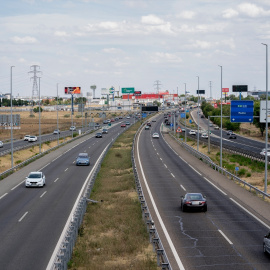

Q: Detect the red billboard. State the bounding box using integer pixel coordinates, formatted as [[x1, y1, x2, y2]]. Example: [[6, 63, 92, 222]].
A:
[[222, 88, 229, 92], [65, 87, 81, 94]]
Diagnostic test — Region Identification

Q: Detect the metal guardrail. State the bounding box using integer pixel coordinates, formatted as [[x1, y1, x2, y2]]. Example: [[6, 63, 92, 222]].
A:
[[132, 121, 171, 270], [168, 132, 270, 200]]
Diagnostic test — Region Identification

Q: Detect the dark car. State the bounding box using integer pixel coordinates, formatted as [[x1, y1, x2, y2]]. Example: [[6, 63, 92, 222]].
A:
[[227, 130, 233, 135], [264, 232, 270, 254], [147, 122, 151, 127], [96, 132, 102, 138], [126, 121, 130, 125], [95, 123, 100, 128], [102, 128, 108, 134], [76, 153, 90, 166], [229, 133, 237, 139], [181, 193, 207, 212]]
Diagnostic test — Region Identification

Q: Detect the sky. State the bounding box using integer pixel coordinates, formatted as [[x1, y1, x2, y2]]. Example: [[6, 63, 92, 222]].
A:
[[0, 0, 270, 99]]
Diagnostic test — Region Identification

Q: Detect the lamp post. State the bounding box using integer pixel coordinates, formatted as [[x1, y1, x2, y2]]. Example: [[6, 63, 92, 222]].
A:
[[10, 66, 15, 169], [262, 43, 268, 193], [38, 77, 41, 153], [184, 83, 187, 143], [196, 76, 200, 151], [56, 83, 59, 145], [219, 65, 223, 169]]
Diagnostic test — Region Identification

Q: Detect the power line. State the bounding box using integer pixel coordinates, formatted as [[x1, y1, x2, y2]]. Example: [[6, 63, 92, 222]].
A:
[[154, 80, 162, 94], [28, 65, 42, 101]]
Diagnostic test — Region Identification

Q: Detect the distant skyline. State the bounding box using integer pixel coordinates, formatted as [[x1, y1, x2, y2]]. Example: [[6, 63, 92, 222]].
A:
[[0, 0, 270, 99]]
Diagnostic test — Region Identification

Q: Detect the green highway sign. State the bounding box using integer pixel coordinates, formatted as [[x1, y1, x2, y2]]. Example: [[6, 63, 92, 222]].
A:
[[121, 87, 135, 94]]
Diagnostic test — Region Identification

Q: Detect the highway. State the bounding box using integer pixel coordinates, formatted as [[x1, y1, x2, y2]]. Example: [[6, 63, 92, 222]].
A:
[[135, 114, 270, 269], [0, 119, 133, 270]]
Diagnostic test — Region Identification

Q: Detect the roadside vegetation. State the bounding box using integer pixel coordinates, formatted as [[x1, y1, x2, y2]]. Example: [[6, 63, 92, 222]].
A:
[[68, 121, 158, 270]]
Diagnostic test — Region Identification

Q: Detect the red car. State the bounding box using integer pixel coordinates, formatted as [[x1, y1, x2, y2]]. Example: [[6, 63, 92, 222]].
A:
[[121, 124, 126, 127]]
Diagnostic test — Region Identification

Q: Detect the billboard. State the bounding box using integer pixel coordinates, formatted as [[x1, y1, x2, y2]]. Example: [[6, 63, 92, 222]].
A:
[[222, 88, 229, 92], [141, 106, 158, 112], [232, 85, 248, 92], [65, 87, 81, 94], [122, 87, 135, 94], [101, 88, 109, 95], [134, 91, 141, 96], [0, 114, 20, 127], [196, 90, 205, 94]]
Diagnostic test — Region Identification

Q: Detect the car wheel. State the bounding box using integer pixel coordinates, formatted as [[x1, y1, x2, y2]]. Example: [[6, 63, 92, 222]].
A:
[[203, 206, 207, 212], [182, 204, 186, 212], [263, 243, 267, 254]]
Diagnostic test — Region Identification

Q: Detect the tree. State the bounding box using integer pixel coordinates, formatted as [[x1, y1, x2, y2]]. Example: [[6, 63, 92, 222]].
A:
[[253, 101, 265, 137], [33, 107, 43, 113], [153, 100, 161, 107]]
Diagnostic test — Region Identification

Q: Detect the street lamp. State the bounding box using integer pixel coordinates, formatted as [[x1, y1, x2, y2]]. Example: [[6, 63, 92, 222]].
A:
[[184, 83, 187, 143], [38, 77, 41, 153], [219, 65, 223, 169], [56, 83, 59, 145], [196, 76, 200, 151], [10, 66, 15, 169], [262, 43, 268, 193]]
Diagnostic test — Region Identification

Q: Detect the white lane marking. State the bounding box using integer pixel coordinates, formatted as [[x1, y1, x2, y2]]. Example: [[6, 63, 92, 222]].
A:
[[0, 193, 8, 199], [171, 173, 175, 178], [218, 230, 233, 245], [73, 161, 75, 164], [11, 180, 25, 190], [188, 164, 202, 176], [54, 178, 59, 182], [157, 153, 159, 155], [160, 158, 162, 161], [40, 163, 50, 171], [164, 164, 167, 168], [203, 177, 227, 196], [230, 198, 270, 230], [65, 168, 68, 172], [137, 128, 185, 270], [40, 191, 47, 198], [18, 212, 28, 222], [180, 185, 186, 191]]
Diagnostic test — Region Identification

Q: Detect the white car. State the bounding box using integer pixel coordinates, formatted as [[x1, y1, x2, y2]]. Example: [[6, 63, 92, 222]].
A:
[[152, 132, 160, 138], [0, 141, 3, 148], [201, 133, 208, 139], [214, 125, 219, 130], [70, 126, 76, 131], [189, 130, 196, 135], [260, 149, 270, 156], [28, 136, 38, 142], [25, 172, 46, 187], [264, 231, 270, 254], [24, 135, 30, 141], [53, 129, 60, 134]]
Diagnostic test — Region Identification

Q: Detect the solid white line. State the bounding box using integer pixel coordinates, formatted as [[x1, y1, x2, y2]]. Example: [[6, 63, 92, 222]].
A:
[[171, 173, 175, 178], [180, 185, 186, 191], [40, 191, 47, 198], [65, 168, 68, 172], [160, 158, 162, 161], [157, 153, 159, 155], [137, 128, 185, 270], [230, 198, 270, 230], [18, 212, 28, 222], [54, 178, 59, 182], [218, 230, 233, 245], [11, 180, 25, 190], [188, 164, 202, 175], [0, 193, 8, 199], [203, 177, 227, 196], [164, 164, 167, 168]]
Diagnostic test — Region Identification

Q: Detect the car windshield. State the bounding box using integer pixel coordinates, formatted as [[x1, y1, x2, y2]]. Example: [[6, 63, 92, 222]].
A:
[[187, 194, 203, 200], [78, 154, 88, 158], [28, 173, 42, 178]]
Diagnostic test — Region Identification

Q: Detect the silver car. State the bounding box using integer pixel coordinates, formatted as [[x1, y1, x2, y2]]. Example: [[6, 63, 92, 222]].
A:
[[25, 172, 46, 187], [264, 232, 270, 254], [0, 141, 3, 148]]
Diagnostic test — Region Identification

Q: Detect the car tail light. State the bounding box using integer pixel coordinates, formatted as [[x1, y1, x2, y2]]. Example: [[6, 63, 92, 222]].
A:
[[185, 201, 191, 205]]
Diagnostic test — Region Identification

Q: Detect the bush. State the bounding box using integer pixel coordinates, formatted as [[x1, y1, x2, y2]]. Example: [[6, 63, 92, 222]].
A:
[[64, 114, 70, 118], [33, 107, 43, 113]]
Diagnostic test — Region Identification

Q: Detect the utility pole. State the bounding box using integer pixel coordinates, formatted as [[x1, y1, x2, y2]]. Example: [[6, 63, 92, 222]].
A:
[[209, 81, 213, 100], [154, 80, 162, 94], [29, 65, 42, 115]]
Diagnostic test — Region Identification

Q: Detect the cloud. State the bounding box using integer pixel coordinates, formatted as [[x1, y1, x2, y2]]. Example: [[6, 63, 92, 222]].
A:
[[222, 8, 239, 18], [54, 31, 69, 37], [11, 36, 38, 44], [141, 14, 165, 25], [238, 3, 270, 17], [179, 11, 196, 19], [102, 48, 123, 54], [149, 52, 182, 63]]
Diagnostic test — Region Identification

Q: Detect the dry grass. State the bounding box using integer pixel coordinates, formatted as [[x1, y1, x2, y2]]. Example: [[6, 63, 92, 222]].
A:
[[69, 122, 158, 270]]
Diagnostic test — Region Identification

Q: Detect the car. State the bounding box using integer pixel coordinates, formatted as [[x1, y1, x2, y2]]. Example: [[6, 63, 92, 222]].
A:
[[228, 133, 237, 139], [145, 125, 150, 130], [119, 116, 123, 119], [152, 119, 156, 122], [189, 130, 196, 135], [152, 132, 159, 138], [227, 130, 233, 135], [103, 120, 109, 124], [94, 123, 100, 128], [70, 126, 76, 131], [260, 148, 270, 156], [25, 171, 46, 187], [24, 135, 30, 141], [111, 118, 115, 122], [214, 125, 219, 130], [102, 128, 108, 134], [0, 141, 3, 148], [181, 193, 207, 212], [147, 122, 151, 127], [126, 121, 130, 125], [121, 123, 126, 127], [201, 133, 208, 139], [209, 123, 213, 127], [76, 153, 90, 166], [201, 115, 205, 118], [126, 116, 130, 119], [96, 132, 102, 138], [181, 128, 186, 132], [115, 117, 119, 121], [28, 136, 38, 142], [53, 129, 60, 134], [263, 231, 270, 254]]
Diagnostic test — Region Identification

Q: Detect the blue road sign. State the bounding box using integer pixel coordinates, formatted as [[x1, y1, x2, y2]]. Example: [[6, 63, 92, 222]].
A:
[[230, 100, 254, 123], [170, 123, 173, 127], [235, 167, 239, 171], [189, 119, 192, 123], [181, 113, 186, 118], [142, 113, 147, 118]]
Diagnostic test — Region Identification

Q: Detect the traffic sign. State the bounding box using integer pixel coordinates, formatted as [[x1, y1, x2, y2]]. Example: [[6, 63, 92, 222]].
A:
[[181, 113, 186, 118], [230, 100, 254, 123], [176, 127, 182, 133], [121, 87, 135, 94], [260, 101, 270, 123]]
